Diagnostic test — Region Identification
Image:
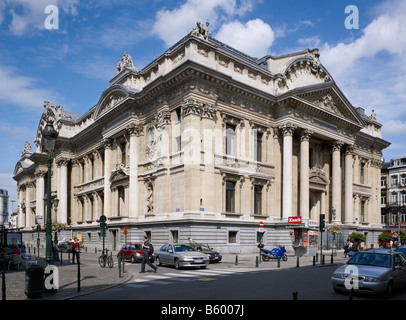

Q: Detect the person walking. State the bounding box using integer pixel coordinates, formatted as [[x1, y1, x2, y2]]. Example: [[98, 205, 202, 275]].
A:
[[72, 237, 80, 264], [344, 239, 351, 258], [140, 235, 157, 273]]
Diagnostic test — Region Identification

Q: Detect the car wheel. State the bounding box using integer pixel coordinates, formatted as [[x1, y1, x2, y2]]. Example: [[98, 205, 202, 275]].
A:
[[174, 258, 180, 270], [156, 256, 162, 266], [131, 255, 136, 264], [384, 281, 393, 299]]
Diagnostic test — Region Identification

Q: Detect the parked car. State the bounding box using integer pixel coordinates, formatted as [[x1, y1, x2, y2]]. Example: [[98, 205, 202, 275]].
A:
[[155, 244, 210, 269], [57, 241, 73, 253], [118, 243, 144, 263], [395, 246, 406, 257], [331, 249, 406, 297], [190, 243, 222, 263]]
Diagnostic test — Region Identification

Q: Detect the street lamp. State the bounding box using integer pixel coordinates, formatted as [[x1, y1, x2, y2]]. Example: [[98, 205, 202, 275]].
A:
[[42, 118, 58, 266], [53, 197, 59, 222]]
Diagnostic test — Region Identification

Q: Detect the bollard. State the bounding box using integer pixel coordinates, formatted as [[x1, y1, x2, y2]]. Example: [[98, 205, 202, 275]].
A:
[[322, 255, 325, 265], [313, 256, 316, 266], [122, 257, 125, 274], [2, 270, 5, 301], [316, 252, 318, 263], [60, 251, 63, 265], [255, 256, 258, 268], [277, 257, 280, 268], [292, 291, 298, 300], [235, 255, 238, 266], [118, 256, 121, 278], [296, 256, 299, 268], [68, 252, 70, 264], [77, 252, 81, 292], [331, 254, 334, 264]]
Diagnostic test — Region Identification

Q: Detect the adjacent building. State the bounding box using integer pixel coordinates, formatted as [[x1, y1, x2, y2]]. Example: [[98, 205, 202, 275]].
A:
[[0, 189, 9, 226], [381, 157, 406, 228], [13, 23, 390, 253]]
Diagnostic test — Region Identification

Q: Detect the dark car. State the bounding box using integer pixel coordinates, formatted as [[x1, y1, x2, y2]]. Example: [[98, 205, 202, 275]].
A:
[[190, 244, 222, 263], [395, 246, 406, 257], [57, 241, 73, 253], [118, 243, 144, 263]]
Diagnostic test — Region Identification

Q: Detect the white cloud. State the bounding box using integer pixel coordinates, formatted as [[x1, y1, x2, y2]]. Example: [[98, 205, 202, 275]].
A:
[[152, 0, 256, 47], [215, 19, 274, 57], [318, 0, 406, 159], [321, 0, 406, 77], [0, 64, 55, 112], [3, 0, 79, 36]]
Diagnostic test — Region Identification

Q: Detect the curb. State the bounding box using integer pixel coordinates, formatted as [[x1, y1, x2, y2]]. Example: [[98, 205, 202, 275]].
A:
[[61, 271, 134, 300]]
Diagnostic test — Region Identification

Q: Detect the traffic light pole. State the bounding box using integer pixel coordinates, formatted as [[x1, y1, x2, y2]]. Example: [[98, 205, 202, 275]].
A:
[[319, 214, 325, 264]]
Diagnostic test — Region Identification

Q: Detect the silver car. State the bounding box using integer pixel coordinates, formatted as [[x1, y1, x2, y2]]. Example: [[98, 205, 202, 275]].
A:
[[155, 244, 210, 269], [331, 249, 406, 297]]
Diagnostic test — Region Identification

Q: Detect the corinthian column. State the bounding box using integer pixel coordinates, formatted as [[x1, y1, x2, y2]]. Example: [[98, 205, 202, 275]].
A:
[[299, 129, 312, 220], [103, 139, 112, 218], [35, 170, 46, 223], [57, 158, 69, 224], [127, 124, 143, 218], [344, 145, 354, 224], [331, 141, 343, 223], [279, 122, 296, 220]]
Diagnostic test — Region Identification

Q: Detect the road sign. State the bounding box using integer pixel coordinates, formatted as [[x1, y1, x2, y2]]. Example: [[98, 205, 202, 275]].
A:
[[259, 221, 264, 228], [123, 226, 128, 235]]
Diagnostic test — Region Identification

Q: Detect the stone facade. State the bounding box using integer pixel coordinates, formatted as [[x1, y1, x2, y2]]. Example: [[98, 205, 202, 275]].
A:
[[13, 24, 390, 253]]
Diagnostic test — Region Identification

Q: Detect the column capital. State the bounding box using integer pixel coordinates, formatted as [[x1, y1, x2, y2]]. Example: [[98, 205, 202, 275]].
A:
[[278, 122, 297, 136], [331, 140, 344, 151], [56, 157, 70, 167], [102, 138, 112, 149], [344, 144, 355, 156], [127, 123, 144, 137], [299, 128, 313, 142]]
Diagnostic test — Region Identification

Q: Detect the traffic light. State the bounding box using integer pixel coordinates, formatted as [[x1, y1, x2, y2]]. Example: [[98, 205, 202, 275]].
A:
[[319, 214, 325, 232]]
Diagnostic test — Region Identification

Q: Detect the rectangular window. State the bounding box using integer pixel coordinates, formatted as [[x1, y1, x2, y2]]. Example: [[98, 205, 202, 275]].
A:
[[226, 181, 235, 212], [228, 231, 238, 243], [226, 124, 235, 156], [171, 230, 179, 243], [360, 201, 365, 223], [121, 142, 127, 166], [254, 132, 263, 162], [392, 176, 398, 187], [360, 162, 365, 184], [381, 178, 387, 187], [254, 185, 262, 215]]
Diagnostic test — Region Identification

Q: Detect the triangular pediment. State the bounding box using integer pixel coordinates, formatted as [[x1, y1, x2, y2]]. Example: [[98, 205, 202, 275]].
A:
[[292, 84, 365, 128]]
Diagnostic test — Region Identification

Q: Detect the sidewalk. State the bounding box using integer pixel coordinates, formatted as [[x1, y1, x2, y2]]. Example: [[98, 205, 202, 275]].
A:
[[1, 250, 347, 300]]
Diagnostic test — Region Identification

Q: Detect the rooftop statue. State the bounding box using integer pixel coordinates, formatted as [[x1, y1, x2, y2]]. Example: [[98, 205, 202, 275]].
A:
[[117, 51, 135, 73], [192, 21, 211, 40]]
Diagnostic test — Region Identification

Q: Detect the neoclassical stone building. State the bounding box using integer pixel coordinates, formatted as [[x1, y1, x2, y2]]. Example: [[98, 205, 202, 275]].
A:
[[13, 24, 390, 253]]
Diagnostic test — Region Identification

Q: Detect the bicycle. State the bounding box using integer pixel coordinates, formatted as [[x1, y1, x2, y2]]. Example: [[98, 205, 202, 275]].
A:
[[99, 248, 114, 268]]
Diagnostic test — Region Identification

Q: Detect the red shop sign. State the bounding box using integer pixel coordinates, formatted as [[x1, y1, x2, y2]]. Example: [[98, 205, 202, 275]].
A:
[[288, 216, 302, 224]]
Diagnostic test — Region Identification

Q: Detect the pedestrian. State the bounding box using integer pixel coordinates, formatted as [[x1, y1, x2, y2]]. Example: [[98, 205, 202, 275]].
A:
[[72, 237, 80, 264], [140, 235, 157, 273], [188, 237, 195, 244], [344, 239, 351, 258]]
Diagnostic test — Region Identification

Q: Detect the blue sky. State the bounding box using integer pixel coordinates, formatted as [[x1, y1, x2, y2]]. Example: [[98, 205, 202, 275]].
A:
[[1, 0, 406, 206]]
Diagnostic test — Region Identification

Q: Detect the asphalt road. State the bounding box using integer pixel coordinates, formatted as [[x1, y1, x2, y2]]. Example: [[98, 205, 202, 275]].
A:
[[72, 262, 406, 301]]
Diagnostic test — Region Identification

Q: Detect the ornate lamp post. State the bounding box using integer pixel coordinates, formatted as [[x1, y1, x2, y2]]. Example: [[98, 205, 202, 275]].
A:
[[42, 118, 58, 266]]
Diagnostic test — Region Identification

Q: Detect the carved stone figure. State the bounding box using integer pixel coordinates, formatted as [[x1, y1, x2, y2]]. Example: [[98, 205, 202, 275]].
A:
[[192, 21, 211, 40], [117, 52, 135, 73]]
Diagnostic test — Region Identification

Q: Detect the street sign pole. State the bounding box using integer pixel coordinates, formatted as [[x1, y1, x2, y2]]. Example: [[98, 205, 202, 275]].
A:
[[100, 215, 107, 265]]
